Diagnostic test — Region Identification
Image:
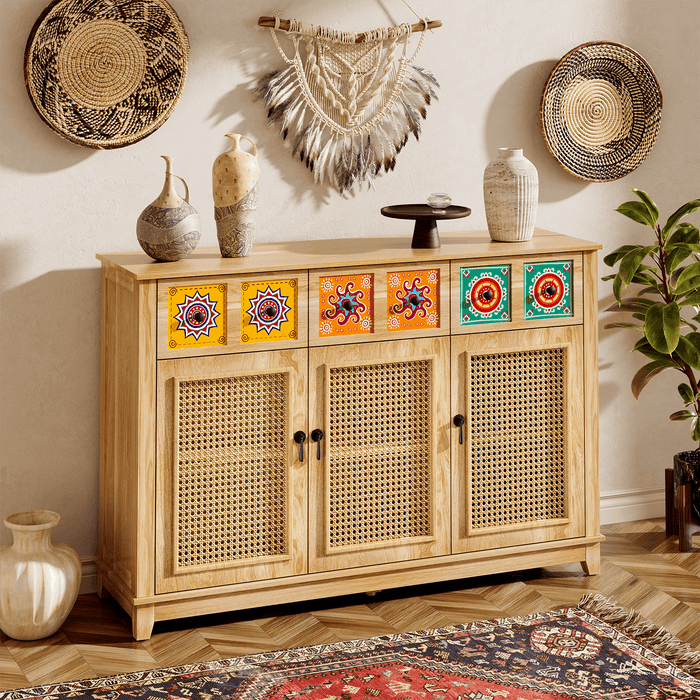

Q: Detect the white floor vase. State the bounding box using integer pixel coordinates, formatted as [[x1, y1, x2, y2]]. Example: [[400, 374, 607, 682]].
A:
[[0, 510, 81, 640], [483, 148, 539, 242]]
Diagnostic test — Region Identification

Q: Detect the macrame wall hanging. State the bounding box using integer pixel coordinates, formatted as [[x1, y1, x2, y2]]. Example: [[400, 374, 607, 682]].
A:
[[255, 3, 442, 195]]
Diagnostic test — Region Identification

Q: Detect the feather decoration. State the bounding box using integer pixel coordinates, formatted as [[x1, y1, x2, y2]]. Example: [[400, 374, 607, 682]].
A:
[[314, 131, 335, 184], [254, 21, 440, 196]]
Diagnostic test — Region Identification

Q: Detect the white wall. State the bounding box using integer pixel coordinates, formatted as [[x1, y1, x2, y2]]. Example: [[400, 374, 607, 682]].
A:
[[1, 0, 699, 565]]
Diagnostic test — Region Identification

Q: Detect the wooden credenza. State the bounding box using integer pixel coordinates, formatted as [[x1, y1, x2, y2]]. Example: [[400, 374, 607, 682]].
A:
[[96, 229, 603, 640]]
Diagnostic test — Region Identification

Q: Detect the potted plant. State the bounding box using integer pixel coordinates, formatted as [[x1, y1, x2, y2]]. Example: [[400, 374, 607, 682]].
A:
[[603, 189, 700, 545]]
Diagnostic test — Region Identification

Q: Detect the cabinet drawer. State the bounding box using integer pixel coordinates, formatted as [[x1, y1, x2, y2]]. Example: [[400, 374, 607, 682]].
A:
[[450, 253, 583, 333], [157, 272, 309, 359], [309, 262, 450, 346]]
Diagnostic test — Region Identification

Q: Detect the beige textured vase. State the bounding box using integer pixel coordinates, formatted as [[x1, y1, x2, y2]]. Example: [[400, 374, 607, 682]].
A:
[[0, 511, 81, 640], [213, 134, 259, 258], [136, 156, 201, 262], [483, 147, 539, 242]]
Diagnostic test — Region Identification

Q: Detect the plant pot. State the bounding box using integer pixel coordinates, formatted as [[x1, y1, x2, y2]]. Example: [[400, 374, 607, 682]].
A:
[[674, 451, 700, 522], [0, 510, 81, 640]]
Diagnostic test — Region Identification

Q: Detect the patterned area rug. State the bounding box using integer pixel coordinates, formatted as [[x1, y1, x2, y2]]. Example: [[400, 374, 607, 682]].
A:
[[3, 594, 699, 699]]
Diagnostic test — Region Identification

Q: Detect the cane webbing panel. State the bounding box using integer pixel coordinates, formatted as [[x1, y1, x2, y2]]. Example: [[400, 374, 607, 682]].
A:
[[469, 348, 566, 530], [327, 359, 432, 548], [176, 373, 288, 568]]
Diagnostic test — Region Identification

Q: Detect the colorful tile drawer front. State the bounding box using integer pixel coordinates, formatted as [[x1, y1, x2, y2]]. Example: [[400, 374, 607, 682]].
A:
[[460, 265, 511, 325], [387, 269, 440, 332], [241, 279, 298, 343], [525, 261, 573, 318], [319, 273, 374, 337], [168, 284, 227, 349]]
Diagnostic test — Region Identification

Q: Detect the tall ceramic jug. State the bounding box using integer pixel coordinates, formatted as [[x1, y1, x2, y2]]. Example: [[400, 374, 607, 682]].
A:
[[136, 156, 201, 262], [483, 147, 538, 242], [0, 511, 81, 640], [213, 134, 259, 258]]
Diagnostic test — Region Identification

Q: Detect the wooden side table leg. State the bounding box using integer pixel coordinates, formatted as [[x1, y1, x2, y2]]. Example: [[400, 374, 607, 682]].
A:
[[679, 483, 693, 552], [665, 468, 678, 536]]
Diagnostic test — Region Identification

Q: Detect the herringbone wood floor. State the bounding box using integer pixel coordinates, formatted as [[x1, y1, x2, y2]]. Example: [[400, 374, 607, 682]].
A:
[[1, 518, 699, 691]]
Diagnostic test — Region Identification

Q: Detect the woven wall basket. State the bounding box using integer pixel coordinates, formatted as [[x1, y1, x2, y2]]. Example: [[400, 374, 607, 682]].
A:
[[24, 0, 189, 149], [540, 41, 662, 182]]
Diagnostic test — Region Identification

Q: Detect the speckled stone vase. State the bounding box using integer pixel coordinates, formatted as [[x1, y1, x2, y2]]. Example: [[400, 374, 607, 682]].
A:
[[213, 134, 259, 258], [136, 156, 201, 262], [0, 511, 81, 640], [483, 148, 538, 242]]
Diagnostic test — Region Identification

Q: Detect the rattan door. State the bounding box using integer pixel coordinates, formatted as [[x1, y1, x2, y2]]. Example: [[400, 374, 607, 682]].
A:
[[451, 326, 585, 552], [155, 349, 307, 593], [308, 337, 451, 573]]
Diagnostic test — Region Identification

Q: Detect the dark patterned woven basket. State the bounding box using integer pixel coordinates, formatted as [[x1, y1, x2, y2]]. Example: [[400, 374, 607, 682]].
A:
[[540, 41, 662, 182], [24, 0, 189, 149]]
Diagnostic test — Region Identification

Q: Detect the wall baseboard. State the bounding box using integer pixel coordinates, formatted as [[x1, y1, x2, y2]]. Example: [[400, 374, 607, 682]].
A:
[[77, 490, 667, 596], [599, 487, 665, 526]]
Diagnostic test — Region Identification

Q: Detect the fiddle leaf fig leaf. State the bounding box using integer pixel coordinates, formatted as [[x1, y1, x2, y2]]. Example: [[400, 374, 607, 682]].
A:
[[666, 244, 700, 273], [673, 261, 700, 296], [633, 338, 674, 363], [617, 200, 657, 228], [613, 273, 624, 304], [644, 302, 681, 353], [631, 360, 675, 400], [631, 272, 658, 287], [670, 410, 694, 421], [661, 199, 700, 238], [604, 298, 653, 313], [669, 223, 700, 246], [676, 335, 700, 371], [678, 383, 694, 404], [603, 323, 644, 333], [632, 189, 660, 226], [603, 245, 639, 268], [603, 322, 645, 331], [619, 246, 653, 285], [692, 418, 700, 442], [678, 291, 700, 307]]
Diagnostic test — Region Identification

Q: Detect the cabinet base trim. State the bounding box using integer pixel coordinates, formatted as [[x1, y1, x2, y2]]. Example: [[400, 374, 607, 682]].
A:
[[97, 538, 603, 639]]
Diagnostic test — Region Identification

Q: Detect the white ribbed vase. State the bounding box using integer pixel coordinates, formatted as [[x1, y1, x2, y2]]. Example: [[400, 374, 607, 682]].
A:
[[483, 148, 538, 242], [0, 511, 81, 640]]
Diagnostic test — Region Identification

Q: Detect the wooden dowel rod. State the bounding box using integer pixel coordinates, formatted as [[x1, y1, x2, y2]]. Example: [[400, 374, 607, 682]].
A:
[[257, 16, 442, 42]]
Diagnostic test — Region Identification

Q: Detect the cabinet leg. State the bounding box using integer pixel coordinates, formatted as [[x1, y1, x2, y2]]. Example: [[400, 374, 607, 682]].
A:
[[665, 468, 678, 536], [132, 605, 155, 641], [96, 570, 110, 599], [580, 545, 600, 576]]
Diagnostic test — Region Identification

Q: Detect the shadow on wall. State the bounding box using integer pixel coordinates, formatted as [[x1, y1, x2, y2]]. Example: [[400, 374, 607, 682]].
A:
[[0, 266, 101, 552], [0, 0, 94, 173], [485, 60, 588, 204]]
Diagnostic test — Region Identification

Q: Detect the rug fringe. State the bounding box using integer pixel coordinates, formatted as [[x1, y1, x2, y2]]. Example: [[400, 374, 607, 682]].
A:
[[578, 593, 700, 680]]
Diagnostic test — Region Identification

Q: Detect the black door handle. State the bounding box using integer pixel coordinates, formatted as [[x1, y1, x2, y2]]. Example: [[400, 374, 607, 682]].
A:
[[453, 414, 465, 445], [311, 429, 323, 460], [294, 431, 306, 461]]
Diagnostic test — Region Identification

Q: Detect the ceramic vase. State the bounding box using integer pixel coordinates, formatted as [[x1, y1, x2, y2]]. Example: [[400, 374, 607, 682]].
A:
[[213, 133, 259, 258], [483, 147, 538, 242], [0, 511, 81, 640], [136, 156, 201, 262]]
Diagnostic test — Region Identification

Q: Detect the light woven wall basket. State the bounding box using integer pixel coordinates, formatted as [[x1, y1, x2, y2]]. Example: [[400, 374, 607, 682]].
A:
[[24, 0, 189, 149], [540, 41, 662, 182]]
